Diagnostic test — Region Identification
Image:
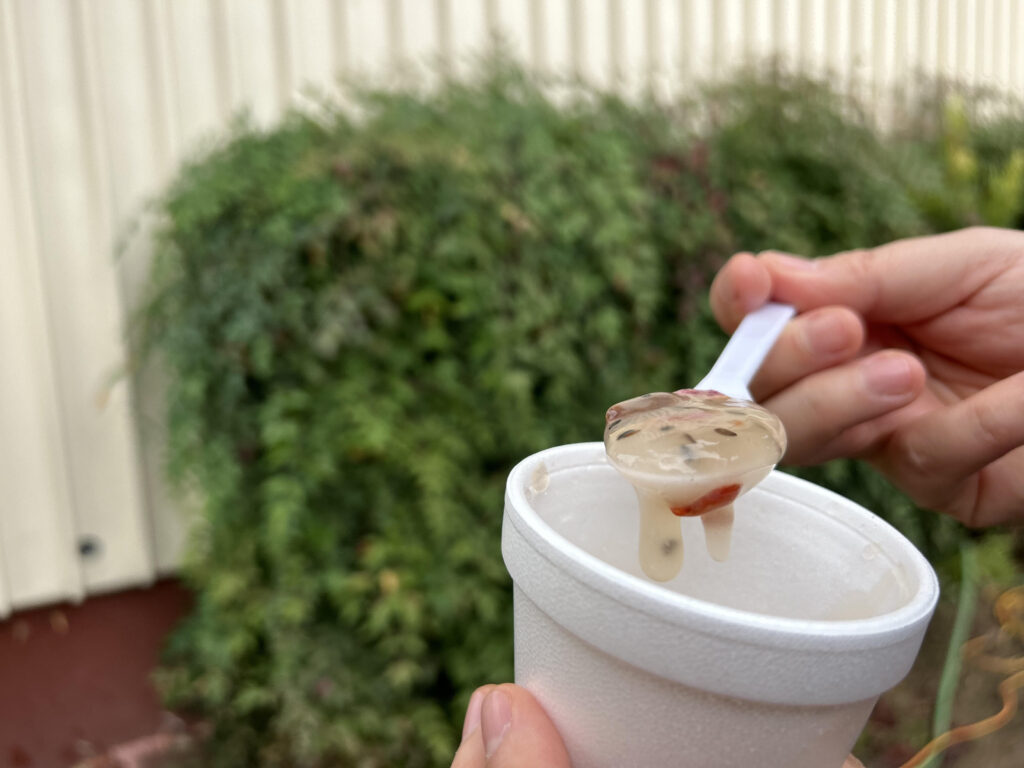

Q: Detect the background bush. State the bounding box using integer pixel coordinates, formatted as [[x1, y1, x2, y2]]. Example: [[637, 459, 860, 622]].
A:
[[139, 62, 1024, 767]]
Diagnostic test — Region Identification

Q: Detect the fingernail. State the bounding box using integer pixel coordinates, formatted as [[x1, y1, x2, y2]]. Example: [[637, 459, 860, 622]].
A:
[[769, 253, 818, 271], [862, 354, 915, 396], [462, 688, 487, 742], [481, 689, 512, 758], [805, 311, 852, 355]]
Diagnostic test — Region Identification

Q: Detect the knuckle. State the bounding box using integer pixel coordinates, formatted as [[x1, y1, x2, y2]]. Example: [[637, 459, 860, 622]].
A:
[[839, 247, 878, 281], [890, 429, 933, 478], [841, 247, 884, 310], [963, 224, 1003, 241], [973, 405, 1007, 450], [964, 225, 1024, 262], [802, 306, 864, 356], [835, 421, 883, 459], [799, 389, 847, 444]]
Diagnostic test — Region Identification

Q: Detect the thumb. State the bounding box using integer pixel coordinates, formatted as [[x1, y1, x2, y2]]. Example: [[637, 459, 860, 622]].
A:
[[478, 684, 571, 768]]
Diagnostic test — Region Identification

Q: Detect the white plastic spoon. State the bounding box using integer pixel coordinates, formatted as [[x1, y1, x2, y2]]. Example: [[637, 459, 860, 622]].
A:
[[696, 302, 796, 400]]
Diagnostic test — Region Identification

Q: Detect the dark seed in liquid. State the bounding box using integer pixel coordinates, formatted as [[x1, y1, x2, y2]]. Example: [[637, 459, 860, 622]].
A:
[[616, 428, 640, 440], [660, 425, 674, 432], [682, 432, 697, 444], [715, 428, 737, 437], [661, 539, 679, 555]]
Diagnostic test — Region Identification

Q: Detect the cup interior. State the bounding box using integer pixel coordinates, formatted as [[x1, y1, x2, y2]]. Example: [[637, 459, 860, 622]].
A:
[[528, 450, 920, 622]]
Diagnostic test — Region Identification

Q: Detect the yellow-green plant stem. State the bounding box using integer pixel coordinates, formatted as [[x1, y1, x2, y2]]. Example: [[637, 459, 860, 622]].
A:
[[922, 542, 979, 768]]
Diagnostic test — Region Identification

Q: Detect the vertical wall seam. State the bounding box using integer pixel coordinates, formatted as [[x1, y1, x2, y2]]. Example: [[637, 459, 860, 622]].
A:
[[126, 0, 176, 582], [141, 0, 178, 177], [711, 0, 725, 76], [871, 0, 885, 120], [938, 0, 950, 76], [0, 0, 16, 615], [484, 0, 498, 42], [162, 0, 189, 145], [1011, 0, 1022, 92], [643, 0, 657, 90], [772, 0, 786, 62], [387, 0, 402, 70], [915, 0, 928, 81], [272, 0, 296, 111], [798, 0, 812, 69], [568, 0, 582, 79], [956, 0, 969, 79], [608, 0, 623, 85], [435, 0, 452, 75], [3, 0, 86, 605], [330, 0, 350, 84], [995, 0, 1009, 87], [72, 0, 158, 588], [528, 0, 545, 72], [848, 0, 861, 87], [681, 0, 694, 79], [211, 0, 238, 118], [974, 0, 986, 82]]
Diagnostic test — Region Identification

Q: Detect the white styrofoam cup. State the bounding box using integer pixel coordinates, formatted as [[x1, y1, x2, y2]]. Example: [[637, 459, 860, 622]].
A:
[[502, 443, 939, 768]]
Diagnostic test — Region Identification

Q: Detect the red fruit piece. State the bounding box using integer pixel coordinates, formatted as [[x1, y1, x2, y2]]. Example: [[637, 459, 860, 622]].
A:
[[671, 483, 741, 517], [675, 388, 725, 397]]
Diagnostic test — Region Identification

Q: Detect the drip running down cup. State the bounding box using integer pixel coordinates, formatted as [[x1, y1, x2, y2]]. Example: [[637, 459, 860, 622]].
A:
[[503, 443, 939, 768]]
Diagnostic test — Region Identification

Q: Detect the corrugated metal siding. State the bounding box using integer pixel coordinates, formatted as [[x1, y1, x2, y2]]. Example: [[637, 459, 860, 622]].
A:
[[1, 0, 1022, 617]]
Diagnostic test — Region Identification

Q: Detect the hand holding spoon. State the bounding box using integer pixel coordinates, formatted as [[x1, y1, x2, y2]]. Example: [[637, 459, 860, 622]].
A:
[[604, 303, 795, 581]]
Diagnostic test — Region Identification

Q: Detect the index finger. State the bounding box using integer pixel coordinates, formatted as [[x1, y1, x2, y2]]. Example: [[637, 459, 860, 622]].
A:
[[760, 227, 1022, 324], [709, 252, 772, 332]]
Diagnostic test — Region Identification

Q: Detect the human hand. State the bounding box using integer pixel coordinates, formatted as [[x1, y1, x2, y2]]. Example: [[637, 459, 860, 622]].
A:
[[451, 684, 571, 768], [710, 226, 1024, 527]]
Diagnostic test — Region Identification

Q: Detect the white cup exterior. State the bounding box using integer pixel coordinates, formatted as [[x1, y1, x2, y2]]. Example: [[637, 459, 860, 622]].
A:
[[502, 443, 939, 768]]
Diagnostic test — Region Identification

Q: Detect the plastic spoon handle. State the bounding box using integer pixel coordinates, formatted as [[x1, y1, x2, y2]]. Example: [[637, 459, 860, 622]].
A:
[[696, 302, 796, 401]]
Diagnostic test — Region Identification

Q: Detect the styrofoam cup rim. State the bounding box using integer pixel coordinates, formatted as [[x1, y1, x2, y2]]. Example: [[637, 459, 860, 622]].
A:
[[505, 442, 939, 649]]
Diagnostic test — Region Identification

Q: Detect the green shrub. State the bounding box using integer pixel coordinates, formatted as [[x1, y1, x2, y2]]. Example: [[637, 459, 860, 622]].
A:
[[704, 73, 930, 254], [902, 91, 1024, 230], [138, 63, 1024, 766]]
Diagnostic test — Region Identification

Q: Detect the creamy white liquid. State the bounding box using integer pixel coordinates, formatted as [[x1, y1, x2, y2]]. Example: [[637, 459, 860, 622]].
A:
[[637, 490, 685, 582], [604, 391, 785, 581], [700, 505, 735, 563]]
